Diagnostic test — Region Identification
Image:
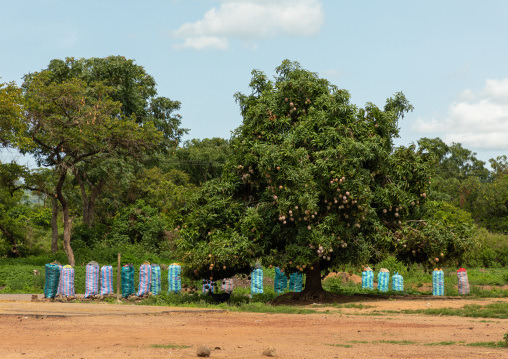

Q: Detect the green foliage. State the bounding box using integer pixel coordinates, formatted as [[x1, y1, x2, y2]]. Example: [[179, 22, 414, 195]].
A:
[[45, 56, 188, 149], [466, 229, 508, 267], [374, 256, 408, 276], [0, 80, 29, 148], [107, 200, 168, 253], [390, 201, 478, 267], [170, 138, 230, 185], [177, 60, 433, 284]]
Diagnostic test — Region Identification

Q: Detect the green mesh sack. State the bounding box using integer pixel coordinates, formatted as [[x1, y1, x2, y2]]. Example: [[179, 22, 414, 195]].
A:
[[121, 264, 135, 298], [44, 263, 61, 299]]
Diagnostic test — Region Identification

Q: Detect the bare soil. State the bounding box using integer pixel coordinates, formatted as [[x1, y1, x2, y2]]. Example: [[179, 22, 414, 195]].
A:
[[1, 295, 508, 358]]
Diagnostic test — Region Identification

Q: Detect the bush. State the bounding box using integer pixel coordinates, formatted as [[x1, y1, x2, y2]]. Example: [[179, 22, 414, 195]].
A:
[[465, 228, 508, 267]]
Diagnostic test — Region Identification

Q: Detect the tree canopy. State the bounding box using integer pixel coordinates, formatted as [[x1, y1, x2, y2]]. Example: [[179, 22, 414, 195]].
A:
[[176, 60, 435, 298], [0, 59, 169, 265]]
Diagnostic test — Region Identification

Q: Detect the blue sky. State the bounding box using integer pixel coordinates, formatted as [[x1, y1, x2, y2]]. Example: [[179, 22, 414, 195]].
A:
[[2, 0, 508, 165]]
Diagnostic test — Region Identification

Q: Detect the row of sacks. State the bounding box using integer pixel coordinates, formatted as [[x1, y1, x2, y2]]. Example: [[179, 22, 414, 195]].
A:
[[361, 268, 404, 292], [201, 267, 305, 296], [43, 261, 183, 299], [361, 267, 471, 296]]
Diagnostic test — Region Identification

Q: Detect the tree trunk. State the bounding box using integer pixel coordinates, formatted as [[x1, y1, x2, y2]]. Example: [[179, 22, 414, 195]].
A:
[[271, 261, 330, 304], [75, 169, 104, 227], [61, 204, 75, 266], [56, 169, 75, 266], [302, 261, 325, 294], [297, 261, 329, 300], [50, 197, 59, 253]]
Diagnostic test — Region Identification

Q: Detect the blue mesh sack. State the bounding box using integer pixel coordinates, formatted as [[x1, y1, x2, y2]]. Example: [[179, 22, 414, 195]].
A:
[[100, 265, 114, 295], [44, 263, 61, 299], [202, 279, 214, 293], [150, 264, 161, 295], [168, 264, 182, 293], [362, 270, 374, 290], [433, 269, 445, 296], [391, 272, 404, 292], [137, 263, 152, 297], [288, 272, 303, 292], [58, 266, 75, 297], [377, 270, 390, 292], [84, 261, 100, 298], [56, 264, 64, 295], [274, 267, 288, 294], [251, 268, 264, 295], [121, 264, 135, 298]]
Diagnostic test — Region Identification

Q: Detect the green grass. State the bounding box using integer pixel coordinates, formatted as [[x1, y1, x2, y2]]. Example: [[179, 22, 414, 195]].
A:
[[423, 341, 457, 346], [466, 341, 508, 348], [375, 340, 416, 345], [141, 292, 316, 314], [390, 302, 508, 319], [326, 343, 353, 348]]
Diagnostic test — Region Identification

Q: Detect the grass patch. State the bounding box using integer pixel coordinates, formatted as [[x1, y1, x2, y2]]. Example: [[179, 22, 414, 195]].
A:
[[141, 292, 315, 314], [334, 303, 374, 309], [395, 302, 508, 319], [466, 341, 508, 348], [375, 340, 416, 345], [149, 344, 190, 349], [326, 343, 353, 348], [424, 341, 457, 346]]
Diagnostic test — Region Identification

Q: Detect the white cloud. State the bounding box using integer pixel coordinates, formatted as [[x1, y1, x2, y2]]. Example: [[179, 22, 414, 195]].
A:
[[173, 36, 229, 50], [413, 78, 508, 150], [172, 0, 324, 50]]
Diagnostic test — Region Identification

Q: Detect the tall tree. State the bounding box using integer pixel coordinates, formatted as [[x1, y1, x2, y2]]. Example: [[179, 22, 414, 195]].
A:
[[176, 60, 434, 300], [39, 56, 189, 226], [2, 70, 163, 265]]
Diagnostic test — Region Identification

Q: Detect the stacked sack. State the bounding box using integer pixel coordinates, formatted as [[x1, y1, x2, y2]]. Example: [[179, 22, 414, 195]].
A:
[[251, 264, 264, 295], [202, 279, 214, 293], [84, 261, 100, 298], [289, 272, 303, 292], [274, 267, 288, 294], [361, 266, 374, 290], [457, 268, 470, 295], [151, 264, 161, 295], [121, 263, 135, 298], [432, 268, 445, 296], [44, 262, 61, 299], [391, 272, 404, 292], [137, 262, 152, 297], [168, 263, 182, 293], [100, 265, 114, 296], [58, 265, 75, 297], [377, 268, 390, 292], [221, 278, 234, 293]]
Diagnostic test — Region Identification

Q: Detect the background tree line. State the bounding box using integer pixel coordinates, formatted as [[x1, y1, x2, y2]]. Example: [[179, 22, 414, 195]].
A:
[[1, 58, 507, 289]]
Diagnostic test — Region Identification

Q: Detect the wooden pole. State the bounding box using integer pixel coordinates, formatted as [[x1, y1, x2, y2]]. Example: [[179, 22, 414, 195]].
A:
[[116, 253, 121, 303]]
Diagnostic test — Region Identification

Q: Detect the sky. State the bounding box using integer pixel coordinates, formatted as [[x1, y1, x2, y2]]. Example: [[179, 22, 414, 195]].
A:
[[2, 0, 508, 166]]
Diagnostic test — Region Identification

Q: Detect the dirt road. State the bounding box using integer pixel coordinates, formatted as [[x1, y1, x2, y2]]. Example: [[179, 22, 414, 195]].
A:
[[1, 295, 507, 358]]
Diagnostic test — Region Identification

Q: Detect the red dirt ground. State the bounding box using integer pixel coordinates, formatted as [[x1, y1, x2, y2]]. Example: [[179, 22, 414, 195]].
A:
[[1, 295, 507, 358]]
